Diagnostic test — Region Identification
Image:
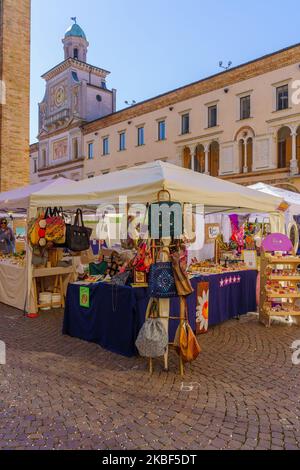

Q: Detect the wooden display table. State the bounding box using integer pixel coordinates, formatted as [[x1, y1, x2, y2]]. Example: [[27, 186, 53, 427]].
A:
[[32, 266, 76, 311]]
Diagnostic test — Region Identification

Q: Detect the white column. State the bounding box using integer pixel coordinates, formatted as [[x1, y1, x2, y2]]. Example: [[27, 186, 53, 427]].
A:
[[204, 144, 210, 175], [290, 130, 299, 175], [243, 140, 248, 173]]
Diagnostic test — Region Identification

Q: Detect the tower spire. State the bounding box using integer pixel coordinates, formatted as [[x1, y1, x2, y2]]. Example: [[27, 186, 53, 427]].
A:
[[63, 19, 89, 62]]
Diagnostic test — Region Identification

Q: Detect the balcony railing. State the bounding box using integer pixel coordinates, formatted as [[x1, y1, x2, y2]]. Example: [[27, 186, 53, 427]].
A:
[[44, 109, 70, 127]]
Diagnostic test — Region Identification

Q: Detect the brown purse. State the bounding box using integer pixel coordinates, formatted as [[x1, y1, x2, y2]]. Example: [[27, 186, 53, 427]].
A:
[[174, 297, 201, 363], [171, 251, 194, 297]]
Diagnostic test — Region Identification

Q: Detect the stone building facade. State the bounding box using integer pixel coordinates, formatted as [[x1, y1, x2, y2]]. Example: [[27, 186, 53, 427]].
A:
[[31, 19, 116, 183], [30, 23, 300, 190], [0, 0, 30, 191]]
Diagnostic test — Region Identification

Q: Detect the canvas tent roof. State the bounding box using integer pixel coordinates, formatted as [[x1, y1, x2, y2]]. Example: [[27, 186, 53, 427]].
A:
[[0, 178, 73, 212], [248, 183, 300, 215], [29, 161, 283, 213]]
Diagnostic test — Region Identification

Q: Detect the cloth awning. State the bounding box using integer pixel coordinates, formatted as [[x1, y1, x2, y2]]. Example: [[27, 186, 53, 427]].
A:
[[30, 161, 284, 213], [0, 178, 73, 212]]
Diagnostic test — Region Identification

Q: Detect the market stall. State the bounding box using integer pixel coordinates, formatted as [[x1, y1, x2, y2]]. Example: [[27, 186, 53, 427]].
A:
[[27, 162, 285, 372], [0, 178, 77, 313], [249, 183, 300, 253]]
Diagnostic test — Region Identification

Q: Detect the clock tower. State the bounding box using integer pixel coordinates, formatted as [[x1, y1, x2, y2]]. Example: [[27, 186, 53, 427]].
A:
[[35, 19, 116, 181]]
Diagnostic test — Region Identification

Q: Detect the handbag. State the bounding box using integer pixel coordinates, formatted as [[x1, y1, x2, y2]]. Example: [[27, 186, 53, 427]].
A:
[[28, 214, 47, 247], [66, 209, 92, 252], [171, 251, 194, 297], [135, 299, 168, 358], [45, 207, 66, 245], [148, 262, 178, 298], [174, 297, 201, 363], [149, 190, 183, 239]]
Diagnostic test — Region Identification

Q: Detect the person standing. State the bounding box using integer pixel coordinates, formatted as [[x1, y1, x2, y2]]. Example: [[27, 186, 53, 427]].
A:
[[0, 218, 15, 255]]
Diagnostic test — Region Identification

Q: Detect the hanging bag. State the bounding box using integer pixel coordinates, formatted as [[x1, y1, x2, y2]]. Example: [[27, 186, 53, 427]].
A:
[[148, 189, 183, 239], [66, 209, 92, 252], [45, 207, 66, 245], [171, 251, 194, 297], [148, 261, 178, 298], [135, 299, 168, 358], [174, 297, 201, 363]]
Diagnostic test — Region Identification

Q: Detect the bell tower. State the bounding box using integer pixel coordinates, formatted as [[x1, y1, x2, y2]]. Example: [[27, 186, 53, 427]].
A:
[[62, 17, 89, 62]]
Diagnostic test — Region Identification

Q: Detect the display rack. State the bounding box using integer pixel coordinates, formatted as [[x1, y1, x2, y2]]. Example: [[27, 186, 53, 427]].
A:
[[259, 251, 300, 327]]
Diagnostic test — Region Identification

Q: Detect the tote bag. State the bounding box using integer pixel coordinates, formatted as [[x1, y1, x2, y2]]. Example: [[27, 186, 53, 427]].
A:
[[66, 209, 92, 252], [148, 262, 178, 299]]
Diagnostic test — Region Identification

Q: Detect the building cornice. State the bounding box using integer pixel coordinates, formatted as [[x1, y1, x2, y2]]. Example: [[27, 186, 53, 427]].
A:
[[83, 42, 300, 135], [30, 142, 39, 153], [42, 58, 110, 81], [38, 121, 85, 141], [38, 157, 85, 175], [175, 130, 223, 145]]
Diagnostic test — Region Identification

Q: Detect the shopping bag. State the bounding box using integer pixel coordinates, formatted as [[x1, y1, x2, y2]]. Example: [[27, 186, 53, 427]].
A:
[[66, 209, 92, 252]]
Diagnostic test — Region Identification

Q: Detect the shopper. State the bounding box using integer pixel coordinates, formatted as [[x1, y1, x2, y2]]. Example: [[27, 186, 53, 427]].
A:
[[0, 218, 15, 254]]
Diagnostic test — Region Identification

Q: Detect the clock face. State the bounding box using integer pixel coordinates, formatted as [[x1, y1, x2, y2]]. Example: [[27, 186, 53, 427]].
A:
[[55, 86, 65, 107]]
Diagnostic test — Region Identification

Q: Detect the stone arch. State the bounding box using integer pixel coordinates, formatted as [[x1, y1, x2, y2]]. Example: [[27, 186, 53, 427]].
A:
[[234, 126, 255, 142]]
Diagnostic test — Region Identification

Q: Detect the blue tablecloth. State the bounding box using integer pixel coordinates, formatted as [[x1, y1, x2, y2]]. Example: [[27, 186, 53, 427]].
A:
[[63, 270, 257, 358]]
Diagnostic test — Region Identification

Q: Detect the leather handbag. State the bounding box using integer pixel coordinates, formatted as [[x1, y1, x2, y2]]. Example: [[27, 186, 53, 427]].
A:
[[135, 299, 168, 358], [171, 251, 194, 297], [148, 262, 178, 298], [174, 298, 201, 363], [66, 209, 92, 252]]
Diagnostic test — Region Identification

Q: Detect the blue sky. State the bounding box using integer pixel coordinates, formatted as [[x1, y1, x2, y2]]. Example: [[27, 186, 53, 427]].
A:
[[31, 0, 300, 142]]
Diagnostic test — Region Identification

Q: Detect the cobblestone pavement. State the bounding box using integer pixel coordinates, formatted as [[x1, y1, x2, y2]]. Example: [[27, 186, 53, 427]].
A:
[[0, 303, 300, 450]]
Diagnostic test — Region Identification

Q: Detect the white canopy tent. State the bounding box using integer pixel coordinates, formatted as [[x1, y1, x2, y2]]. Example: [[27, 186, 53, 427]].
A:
[[0, 178, 73, 213], [248, 183, 300, 216], [30, 161, 284, 213], [0, 163, 286, 314], [0, 178, 74, 314]]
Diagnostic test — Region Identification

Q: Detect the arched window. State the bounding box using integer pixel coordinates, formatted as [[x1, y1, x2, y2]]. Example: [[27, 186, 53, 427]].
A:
[[235, 127, 255, 174], [277, 127, 292, 169], [73, 48, 79, 60], [247, 138, 253, 172], [239, 140, 244, 173], [209, 141, 220, 177], [183, 147, 191, 169], [194, 145, 205, 173]]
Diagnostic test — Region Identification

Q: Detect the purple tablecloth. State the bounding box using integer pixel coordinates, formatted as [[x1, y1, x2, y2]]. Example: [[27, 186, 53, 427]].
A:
[[63, 270, 257, 357]]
